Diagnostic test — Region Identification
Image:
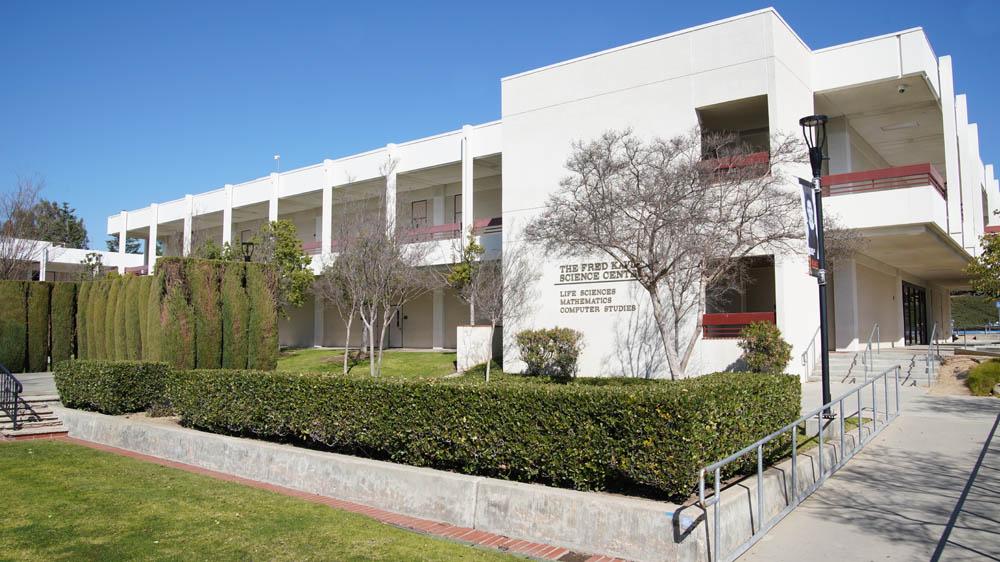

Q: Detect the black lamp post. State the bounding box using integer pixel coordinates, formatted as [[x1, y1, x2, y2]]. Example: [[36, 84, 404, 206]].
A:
[[241, 241, 255, 263], [799, 114, 833, 412]]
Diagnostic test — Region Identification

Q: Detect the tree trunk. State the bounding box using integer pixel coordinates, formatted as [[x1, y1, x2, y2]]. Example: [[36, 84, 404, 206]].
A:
[[485, 322, 495, 383], [342, 310, 354, 375], [647, 288, 681, 380]]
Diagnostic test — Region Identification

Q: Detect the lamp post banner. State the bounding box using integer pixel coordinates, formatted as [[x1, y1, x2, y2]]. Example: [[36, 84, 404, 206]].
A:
[[799, 177, 820, 276]]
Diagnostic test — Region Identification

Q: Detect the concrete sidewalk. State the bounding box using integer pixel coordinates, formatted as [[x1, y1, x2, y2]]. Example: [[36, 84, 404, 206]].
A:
[[742, 388, 1000, 561]]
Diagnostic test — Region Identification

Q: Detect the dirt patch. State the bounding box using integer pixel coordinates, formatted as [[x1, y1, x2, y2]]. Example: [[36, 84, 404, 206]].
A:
[[929, 356, 980, 396]]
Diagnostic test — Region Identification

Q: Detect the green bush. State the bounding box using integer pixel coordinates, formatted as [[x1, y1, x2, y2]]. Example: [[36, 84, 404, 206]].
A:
[[246, 263, 278, 370], [221, 262, 249, 369], [515, 327, 584, 381], [738, 321, 792, 373], [27, 282, 51, 372], [51, 283, 76, 364], [76, 282, 90, 359], [167, 369, 800, 500], [123, 276, 142, 360], [137, 276, 152, 357], [188, 260, 222, 369], [0, 281, 27, 372], [104, 276, 121, 360], [114, 276, 128, 360], [144, 274, 163, 362], [54, 359, 172, 415], [158, 258, 195, 369], [90, 279, 107, 359], [967, 359, 1000, 396]]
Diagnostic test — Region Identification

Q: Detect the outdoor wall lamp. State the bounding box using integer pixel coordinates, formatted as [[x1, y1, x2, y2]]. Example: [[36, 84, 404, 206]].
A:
[[800, 114, 828, 179], [241, 241, 255, 263]]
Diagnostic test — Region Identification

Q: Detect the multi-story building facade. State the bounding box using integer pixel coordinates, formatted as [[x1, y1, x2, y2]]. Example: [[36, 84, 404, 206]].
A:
[[107, 9, 999, 378]]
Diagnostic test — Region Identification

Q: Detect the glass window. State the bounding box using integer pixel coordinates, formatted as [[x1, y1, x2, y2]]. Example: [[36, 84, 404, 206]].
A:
[[411, 200, 428, 229], [453, 194, 462, 225]]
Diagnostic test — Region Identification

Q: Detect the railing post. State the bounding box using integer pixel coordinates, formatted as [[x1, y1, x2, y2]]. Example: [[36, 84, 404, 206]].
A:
[[818, 412, 824, 478], [895, 365, 901, 415], [839, 399, 846, 464], [713, 467, 721, 562], [757, 444, 764, 532], [872, 378, 878, 428], [791, 428, 798, 499]]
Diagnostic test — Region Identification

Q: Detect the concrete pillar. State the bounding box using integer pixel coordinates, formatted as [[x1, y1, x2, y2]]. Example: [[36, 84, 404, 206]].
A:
[[148, 203, 159, 274], [38, 244, 48, 281], [956, 96, 977, 253], [832, 258, 859, 351], [183, 194, 194, 257], [967, 123, 985, 252], [773, 254, 820, 380], [223, 184, 234, 247], [322, 159, 334, 255], [314, 296, 325, 348], [432, 288, 444, 350], [269, 173, 280, 222], [894, 273, 905, 348], [939, 56, 963, 242], [461, 125, 474, 235], [118, 210, 128, 273], [433, 186, 445, 226], [385, 144, 397, 230]]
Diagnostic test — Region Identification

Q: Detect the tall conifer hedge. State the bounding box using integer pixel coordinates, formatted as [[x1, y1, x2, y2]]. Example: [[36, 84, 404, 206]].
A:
[[124, 276, 142, 360], [51, 282, 76, 364], [188, 260, 222, 368], [104, 276, 120, 360], [113, 276, 128, 360], [76, 282, 90, 359], [0, 281, 27, 372], [144, 273, 163, 362], [90, 279, 107, 360], [27, 282, 51, 372], [246, 263, 278, 370], [159, 258, 195, 369], [137, 276, 151, 355], [221, 262, 249, 369]]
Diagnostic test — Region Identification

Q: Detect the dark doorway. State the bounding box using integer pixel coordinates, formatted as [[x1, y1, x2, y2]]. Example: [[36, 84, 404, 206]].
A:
[[902, 282, 928, 346]]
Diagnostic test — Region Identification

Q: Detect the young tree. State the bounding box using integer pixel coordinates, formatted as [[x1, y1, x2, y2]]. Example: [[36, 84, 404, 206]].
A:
[[25, 200, 88, 248], [77, 252, 104, 282], [525, 128, 804, 379], [447, 233, 485, 323], [0, 176, 44, 280], [966, 233, 1000, 298], [252, 220, 313, 315]]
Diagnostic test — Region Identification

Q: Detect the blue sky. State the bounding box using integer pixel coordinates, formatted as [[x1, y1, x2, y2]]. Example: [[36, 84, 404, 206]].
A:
[[2, 0, 998, 249]]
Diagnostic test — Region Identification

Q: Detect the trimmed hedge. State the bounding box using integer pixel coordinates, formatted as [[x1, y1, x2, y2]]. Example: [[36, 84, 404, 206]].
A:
[[221, 262, 249, 369], [27, 282, 51, 372], [159, 258, 195, 369], [76, 282, 90, 360], [90, 279, 107, 359], [137, 276, 152, 357], [188, 259, 222, 369], [123, 276, 142, 360], [54, 359, 172, 415], [144, 273, 163, 362], [168, 370, 801, 500], [0, 281, 27, 372], [968, 359, 1000, 396], [51, 283, 76, 364], [104, 276, 120, 360], [246, 263, 278, 370]]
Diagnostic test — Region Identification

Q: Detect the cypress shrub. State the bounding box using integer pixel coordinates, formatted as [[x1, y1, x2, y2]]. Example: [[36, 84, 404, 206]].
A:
[[54, 359, 172, 415], [104, 276, 121, 360], [51, 283, 77, 363], [221, 262, 249, 369], [168, 370, 801, 501], [159, 258, 195, 369], [246, 263, 278, 370], [188, 260, 222, 369], [144, 274, 163, 362], [76, 282, 90, 359], [0, 281, 27, 372], [113, 276, 128, 360], [27, 282, 52, 372], [137, 276, 151, 356], [123, 276, 142, 360], [90, 279, 107, 359]]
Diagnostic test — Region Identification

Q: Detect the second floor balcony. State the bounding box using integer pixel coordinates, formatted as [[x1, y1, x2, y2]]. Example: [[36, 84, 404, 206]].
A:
[[821, 163, 948, 232]]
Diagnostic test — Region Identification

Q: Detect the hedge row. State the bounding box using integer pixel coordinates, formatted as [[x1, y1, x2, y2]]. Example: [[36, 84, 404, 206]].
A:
[[0, 281, 27, 372], [27, 282, 51, 372], [0, 280, 78, 372], [51, 283, 76, 364], [54, 359, 171, 415], [167, 369, 801, 500]]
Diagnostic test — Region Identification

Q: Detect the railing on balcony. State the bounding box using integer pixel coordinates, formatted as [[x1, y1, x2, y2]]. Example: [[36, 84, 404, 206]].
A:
[[821, 163, 946, 199], [472, 216, 502, 235], [124, 265, 148, 275], [301, 240, 322, 255], [402, 222, 462, 242], [700, 151, 770, 177], [702, 311, 776, 339]]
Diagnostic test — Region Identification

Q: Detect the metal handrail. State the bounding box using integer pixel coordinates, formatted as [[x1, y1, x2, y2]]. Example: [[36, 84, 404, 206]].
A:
[[1, 363, 22, 431], [861, 323, 880, 381], [698, 365, 902, 562], [926, 323, 940, 386], [801, 325, 821, 373]]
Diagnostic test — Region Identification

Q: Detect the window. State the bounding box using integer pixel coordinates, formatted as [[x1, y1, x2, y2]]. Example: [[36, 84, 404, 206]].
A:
[[453, 194, 462, 225], [411, 200, 428, 229], [240, 229, 253, 243]]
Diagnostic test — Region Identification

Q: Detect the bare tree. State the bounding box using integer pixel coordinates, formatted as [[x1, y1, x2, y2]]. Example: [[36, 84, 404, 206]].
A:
[[0, 176, 44, 280], [525, 128, 805, 380], [460, 241, 539, 381]]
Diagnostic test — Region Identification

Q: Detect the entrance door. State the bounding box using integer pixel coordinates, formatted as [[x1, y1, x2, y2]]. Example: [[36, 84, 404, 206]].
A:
[[387, 306, 403, 348], [902, 282, 928, 346]]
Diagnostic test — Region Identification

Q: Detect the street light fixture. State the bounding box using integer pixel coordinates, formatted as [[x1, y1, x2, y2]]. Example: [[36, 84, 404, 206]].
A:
[[799, 114, 833, 413], [241, 241, 255, 263]]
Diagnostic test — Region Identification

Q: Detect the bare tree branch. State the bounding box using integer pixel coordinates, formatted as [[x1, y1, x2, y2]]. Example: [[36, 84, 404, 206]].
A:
[[0, 176, 44, 281]]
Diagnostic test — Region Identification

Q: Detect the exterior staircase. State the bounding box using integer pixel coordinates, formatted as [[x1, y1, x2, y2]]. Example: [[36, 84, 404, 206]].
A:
[[807, 347, 949, 387], [1, 368, 67, 440]]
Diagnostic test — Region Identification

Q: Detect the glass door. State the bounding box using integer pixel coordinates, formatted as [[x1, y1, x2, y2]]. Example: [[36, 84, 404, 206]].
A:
[[902, 282, 928, 346]]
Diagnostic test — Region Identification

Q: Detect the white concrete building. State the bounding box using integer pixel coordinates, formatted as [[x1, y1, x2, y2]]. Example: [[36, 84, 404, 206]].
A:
[[17, 239, 144, 281], [107, 8, 999, 378]]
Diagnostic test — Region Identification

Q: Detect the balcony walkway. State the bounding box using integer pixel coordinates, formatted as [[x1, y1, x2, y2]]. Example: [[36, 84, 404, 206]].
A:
[[741, 385, 1000, 562]]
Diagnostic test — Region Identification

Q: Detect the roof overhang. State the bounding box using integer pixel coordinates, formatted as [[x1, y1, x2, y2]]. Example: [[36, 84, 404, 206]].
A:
[[854, 222, 971, 290]]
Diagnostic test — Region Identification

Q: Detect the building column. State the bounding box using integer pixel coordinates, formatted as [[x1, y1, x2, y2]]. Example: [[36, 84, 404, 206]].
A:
[[148, 203, 159, 274], [939, 56, 963, 242], [832, 258, 859, 351], [38, 244, 48, 281], [118, 210, 128, 273], [269, 173, 280, 222], [182, 194, 194, 257], [956, 96, 977, 253], [433, 186, 445, 226], [322, 186, 333, 255], [894, 273, 905, 348], [432, 288, 444, 350], [385, 144, 397, 230], [314, 296, 325, 348], [223, 184, 234, 247], [461, 125, 474, 235]]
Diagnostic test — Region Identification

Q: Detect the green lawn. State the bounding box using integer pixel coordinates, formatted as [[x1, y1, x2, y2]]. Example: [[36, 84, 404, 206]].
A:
[[0, 440, 513, 562], [278, 348, 458, 379]]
